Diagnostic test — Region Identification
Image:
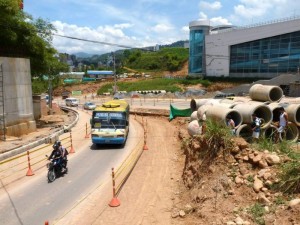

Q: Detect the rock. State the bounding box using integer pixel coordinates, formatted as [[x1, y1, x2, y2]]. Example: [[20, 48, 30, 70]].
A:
[[258, 159, 269, 168], [184, 204, 194, 214], [179, 210, 186, 217], [265, 154, 281, 165], [231, 146, 240, 154], [253, 177, 264, 192], [234, 216, 245, 225], [288, 198, 300, 208], [265, 180, 273, 187], [264, 206, 270, 213], [257, 169, 269, 178], [226, 221, 236, 225], [248, 153, 255, 160], [263, 172, 272, 180], [239, 165, 248, 175], [235, 176, 244, 184], [235, 138, 249, 149], [171, 208, 180, 218], [253, 154, 262, 163], [258, 193, 271, 205], [243, 156, 249, 161]]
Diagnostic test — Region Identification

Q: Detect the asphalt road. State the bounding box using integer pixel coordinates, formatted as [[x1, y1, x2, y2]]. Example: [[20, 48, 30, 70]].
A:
[[0, 109, 143, 225]]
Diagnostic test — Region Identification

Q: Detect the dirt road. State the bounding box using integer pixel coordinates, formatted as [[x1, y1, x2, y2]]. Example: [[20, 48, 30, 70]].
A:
[[54, 116, 185, 225]]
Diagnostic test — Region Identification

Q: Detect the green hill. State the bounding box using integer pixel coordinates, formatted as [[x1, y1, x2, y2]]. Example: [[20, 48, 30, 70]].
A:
[[123, 47, 189, 73]]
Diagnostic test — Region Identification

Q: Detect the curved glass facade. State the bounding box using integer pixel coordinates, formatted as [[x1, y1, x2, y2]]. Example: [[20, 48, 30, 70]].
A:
[[189, 30, 205, 74], [230, 31, 300, 74]]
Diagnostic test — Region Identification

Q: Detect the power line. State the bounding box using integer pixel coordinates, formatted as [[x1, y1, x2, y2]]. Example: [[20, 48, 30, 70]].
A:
[[52, 33, 135, 49]]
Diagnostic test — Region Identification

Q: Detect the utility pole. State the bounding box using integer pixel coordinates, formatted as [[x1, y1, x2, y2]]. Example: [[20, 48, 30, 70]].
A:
[[48, 68, 53, 114], [112, 52, 117, 95]]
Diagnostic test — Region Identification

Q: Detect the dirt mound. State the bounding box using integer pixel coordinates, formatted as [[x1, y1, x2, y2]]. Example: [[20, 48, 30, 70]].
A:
[[173, 123, 300, 225]]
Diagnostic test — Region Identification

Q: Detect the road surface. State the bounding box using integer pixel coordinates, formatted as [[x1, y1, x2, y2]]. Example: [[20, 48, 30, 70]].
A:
[[0, 109, 143, 225]]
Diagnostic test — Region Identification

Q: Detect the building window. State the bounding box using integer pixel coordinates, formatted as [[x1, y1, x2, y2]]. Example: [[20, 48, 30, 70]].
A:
[[229, 31, 300, 75]]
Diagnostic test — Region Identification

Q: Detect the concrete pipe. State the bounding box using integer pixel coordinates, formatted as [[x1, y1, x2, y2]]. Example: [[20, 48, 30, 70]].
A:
[[262, 124, 277, 140], [205, 105, 243, 127], [249, 84, 283, 102], [190, 111, 198, 121], [190, 98, 221, 111], [197, 105, 212, 120], [187, 120, 201, 136], [285, 104, 300, 127], [282, 122, 299, 142], [233, 101, 272, 129], [267, 103, 282, 123], [235, 124, 253, 142]]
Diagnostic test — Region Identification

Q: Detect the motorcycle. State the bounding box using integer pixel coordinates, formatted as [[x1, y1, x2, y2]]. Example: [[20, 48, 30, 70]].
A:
[[46, 155, 68, 182]]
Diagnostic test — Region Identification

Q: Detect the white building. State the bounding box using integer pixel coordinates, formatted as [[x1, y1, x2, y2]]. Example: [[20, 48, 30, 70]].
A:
[[189, 16, 300, 78]]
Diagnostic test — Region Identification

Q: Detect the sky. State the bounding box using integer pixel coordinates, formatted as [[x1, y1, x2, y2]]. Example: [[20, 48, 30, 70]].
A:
[[24, 0, 300, 55]]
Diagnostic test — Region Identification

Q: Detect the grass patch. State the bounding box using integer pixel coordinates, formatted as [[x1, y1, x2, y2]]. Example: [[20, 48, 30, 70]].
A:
[[197, 118, 233, 168], [248, 203, 266, 225], [97, 77, 211, 94], [276, 159, 300, 194]]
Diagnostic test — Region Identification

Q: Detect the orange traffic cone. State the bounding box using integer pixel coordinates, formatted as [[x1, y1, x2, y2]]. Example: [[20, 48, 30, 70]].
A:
[[26, 151, 34, 176], [69, 132, 75, 153]]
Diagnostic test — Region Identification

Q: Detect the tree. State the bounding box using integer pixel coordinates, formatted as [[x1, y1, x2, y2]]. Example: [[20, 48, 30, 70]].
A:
[[0, 0, 68, 76]]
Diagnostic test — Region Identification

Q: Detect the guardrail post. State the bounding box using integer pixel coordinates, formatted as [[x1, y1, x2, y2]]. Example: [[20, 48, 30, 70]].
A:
[[26, 151, 34, 176], [109, 168, 120, 207], [69, 131, 75, 153]]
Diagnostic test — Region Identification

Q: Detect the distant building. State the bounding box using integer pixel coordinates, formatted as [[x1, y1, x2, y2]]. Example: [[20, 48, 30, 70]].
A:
[[189, 16, 300, 78], [87, 70, 114, 80]]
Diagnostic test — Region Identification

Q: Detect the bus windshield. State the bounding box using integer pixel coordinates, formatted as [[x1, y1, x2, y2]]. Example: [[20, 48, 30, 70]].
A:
[[92, 111, 126, 129]]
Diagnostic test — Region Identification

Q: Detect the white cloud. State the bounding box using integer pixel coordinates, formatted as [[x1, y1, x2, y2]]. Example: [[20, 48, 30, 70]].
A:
[[210, 17, 232, 25], [181, 26, 189, 33], [199, 12, 208, 20], [233, 0, 284, 20], [199, 1, 222, 10], [51, 21, 144, 54], [150, 23, 174, 33]]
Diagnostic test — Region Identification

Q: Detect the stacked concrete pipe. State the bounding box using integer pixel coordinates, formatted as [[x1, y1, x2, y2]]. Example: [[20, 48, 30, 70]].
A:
[[205, 105, 243, 128], [262, 124, 278, 140], [190, 111, 198, 121], [284, 122, 299, 142], [190, 98, 222, 111], [197, 105, 213, 120], [267, 103, 283, 123], [235, 124, 253, 141], [249, 84, 283, 102], [233, 101, 272, 129], [187, 120, 201, 136], [285, 104, 300, 127]]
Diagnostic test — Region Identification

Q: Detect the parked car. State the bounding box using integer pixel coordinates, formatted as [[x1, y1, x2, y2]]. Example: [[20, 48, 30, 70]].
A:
[[83, 102, 96, 110], [213, 92, 235, 99], [65, 98, 79, 107]]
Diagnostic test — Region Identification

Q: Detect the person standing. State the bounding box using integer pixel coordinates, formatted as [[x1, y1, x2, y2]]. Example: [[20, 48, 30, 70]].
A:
[[251, 114, 261, 142], [276, 107, 288, 142]]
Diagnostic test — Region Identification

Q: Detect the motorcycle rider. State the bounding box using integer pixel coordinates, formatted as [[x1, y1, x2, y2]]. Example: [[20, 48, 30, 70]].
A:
[[48, 142, 64, 171], [56, 140, 68, 172]]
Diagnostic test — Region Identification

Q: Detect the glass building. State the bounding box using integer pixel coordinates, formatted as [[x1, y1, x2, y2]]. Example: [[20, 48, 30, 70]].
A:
[[230, 31, 300, 74], [188, 20, 211, 75], [189, 16, 300, 78]]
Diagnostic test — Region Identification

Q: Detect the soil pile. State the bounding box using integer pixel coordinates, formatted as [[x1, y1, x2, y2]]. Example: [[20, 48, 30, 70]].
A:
[[172, 119, 300, 225]]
